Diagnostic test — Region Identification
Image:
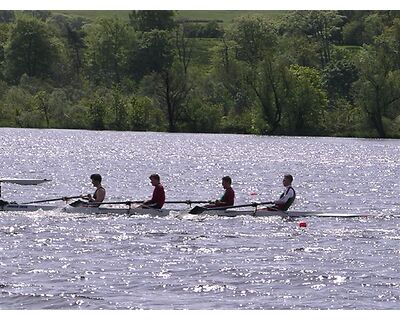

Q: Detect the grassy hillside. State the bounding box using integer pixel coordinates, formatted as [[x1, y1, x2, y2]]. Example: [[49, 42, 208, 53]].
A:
[[53, 10, 287, 24]]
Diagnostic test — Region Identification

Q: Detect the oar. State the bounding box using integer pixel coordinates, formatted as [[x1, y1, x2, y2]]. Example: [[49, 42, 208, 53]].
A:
[[189, 201, 274, 215], [21, 195, 82, 205], [165, 200, 211, 204], [97, 200, 144, 205], [97, 200, 210, 206]]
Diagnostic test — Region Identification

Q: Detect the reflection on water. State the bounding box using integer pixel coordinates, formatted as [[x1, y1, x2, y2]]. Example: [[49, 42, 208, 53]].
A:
[[0, 128, 399, 309]]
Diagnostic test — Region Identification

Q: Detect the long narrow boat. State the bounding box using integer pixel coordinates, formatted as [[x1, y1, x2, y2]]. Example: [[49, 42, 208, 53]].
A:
[[0, 203, 170, 216], [0, 178, 373, 218], [63, 205, 170, 216], [0, 202, 372, 218], [203, 208, 372, 218]]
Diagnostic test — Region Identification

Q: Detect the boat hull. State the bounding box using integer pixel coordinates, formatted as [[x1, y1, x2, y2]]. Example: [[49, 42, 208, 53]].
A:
[[0, 203, 370, 218], [0, 203, 59, 212], [62, 206, 170, 216], [205, 209, 370, 218], [0, 203, 170, 216]]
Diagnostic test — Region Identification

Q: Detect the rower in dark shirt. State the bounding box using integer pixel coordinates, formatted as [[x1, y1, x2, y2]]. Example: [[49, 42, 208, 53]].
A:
[[207, 176, 235, 208], [69, 174, 106, 207], [142, 174, 165, 209]]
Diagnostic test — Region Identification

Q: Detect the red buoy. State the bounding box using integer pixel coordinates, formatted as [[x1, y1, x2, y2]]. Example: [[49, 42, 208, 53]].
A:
[[299, 221, 307, 228]]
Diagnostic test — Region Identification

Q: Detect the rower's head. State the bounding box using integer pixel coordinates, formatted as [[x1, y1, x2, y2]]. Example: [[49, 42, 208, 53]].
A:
[[149, 174, 161, 186], [222, 176, 232, 189], [90, 174, 102, 186], [283, 174, 293, 187]]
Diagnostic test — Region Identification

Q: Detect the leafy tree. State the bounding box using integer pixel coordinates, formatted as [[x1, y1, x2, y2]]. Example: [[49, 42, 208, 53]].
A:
[[2, 86, 42, 127], [3, 17, 59, 83], [342, 20, 364, 45], [322, 56, 358, 103], [244, 57, 291, 134], [84, 17, 135, 85], [34, 90, 51, 128], [22, 10, 52, 21], [362, 13, 385, 44], [83, 91, 107, 130], [109, 86, 129, 131], [174, 25, 193, 75], [285, 65, 328, 135], [128, 95, 167, 131], [49, 14, 88, 80], [226, 15, 277, 65], [0, 10, 15, 23], [131, 29, 174, 80], [278, 35, 320, 68], [157, 66, 191, 132], [353, 45, 400, 138], [129, 10, 175, 32], [283, 11, 344, 68]]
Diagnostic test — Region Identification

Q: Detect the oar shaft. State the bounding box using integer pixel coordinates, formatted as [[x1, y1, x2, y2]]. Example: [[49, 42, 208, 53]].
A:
[[98, 200, 210, 205], [98, 200, 144, 205], [22, 195, 82, 204], [205, 201, 273, 211], [164, 200, 210, 204]]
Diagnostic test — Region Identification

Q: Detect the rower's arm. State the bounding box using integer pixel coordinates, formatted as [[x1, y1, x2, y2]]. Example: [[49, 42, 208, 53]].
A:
[[94, 188, 106, 203]]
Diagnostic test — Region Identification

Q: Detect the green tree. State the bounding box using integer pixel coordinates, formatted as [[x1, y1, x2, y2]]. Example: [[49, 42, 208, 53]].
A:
[[84, 17, 135, 85], [285, 65, 328, 135], [283, 11, 344, 68], [109, 86, 129, 131], [131, 29, 174, 80], [3, 17, 59, 83], [226, 15, 277, 65], [49, 14, 88, 80], [0, 10, 15, 23], [84, 91, 107, 130], [129, 10, 175, 32], [245, 57, 291, 134], [128, 95, 166, 131], [353, 46, 400, 138], [34, 90, 51, 128], [322, 56, 358, 103]]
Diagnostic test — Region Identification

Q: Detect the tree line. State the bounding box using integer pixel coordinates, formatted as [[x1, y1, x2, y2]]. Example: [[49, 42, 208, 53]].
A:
[[0, 10, 399, 138]]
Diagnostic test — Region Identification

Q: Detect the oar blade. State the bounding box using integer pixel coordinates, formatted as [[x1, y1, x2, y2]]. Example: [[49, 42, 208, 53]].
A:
[[189, 206, 206, 215]]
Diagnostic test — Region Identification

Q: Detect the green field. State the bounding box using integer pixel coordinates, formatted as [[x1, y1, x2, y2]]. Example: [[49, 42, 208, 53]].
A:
[[54, 10, 287, 24]]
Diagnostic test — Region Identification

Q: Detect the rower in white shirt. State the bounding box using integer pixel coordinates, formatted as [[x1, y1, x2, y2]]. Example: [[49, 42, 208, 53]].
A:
[[264, 174, 296, 211]]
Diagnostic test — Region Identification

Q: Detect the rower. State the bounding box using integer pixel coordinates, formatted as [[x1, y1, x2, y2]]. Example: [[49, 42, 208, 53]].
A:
[[141, 174, 165, 209], [264, 174, 296, 211], [69, 174, 106, 207], [206, 176, 235, 208]]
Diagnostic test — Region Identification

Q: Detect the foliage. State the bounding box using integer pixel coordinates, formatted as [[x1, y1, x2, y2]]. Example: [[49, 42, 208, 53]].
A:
[[282, 11, 345, 67], [182, 21, 224, 38], [353, 45, 400, 138], [226, 15, 278, 65], [3, 16, 60, 83], [0, 10, 400, 138], [84, 17, 135, 85], [129, 10, 175, 32], [285, 65, 328, 135]]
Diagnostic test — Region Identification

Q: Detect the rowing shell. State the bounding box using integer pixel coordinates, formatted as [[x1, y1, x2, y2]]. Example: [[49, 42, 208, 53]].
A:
[[0, 178, 51, 185], [203, 209, 371, 218], [63, 206, 170, 216], [0, 203, 371, 218], [0, 203, 170, 216]]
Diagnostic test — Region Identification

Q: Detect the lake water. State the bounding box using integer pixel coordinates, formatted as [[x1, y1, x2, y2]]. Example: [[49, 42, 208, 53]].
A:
[[0, 128, 399, 309]]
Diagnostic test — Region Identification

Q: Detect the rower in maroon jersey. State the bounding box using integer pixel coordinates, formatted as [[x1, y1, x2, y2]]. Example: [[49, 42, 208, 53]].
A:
[[142, 174, 165, 209], [206, 176, 235, 208]]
